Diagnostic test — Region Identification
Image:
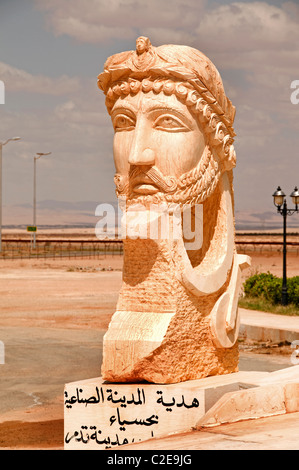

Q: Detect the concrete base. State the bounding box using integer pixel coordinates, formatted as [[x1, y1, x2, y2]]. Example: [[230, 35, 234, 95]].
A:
[[64, 366, 299, 450], [196, 365, 299, 428], [239, 308, 299, 343], [239, 324, 299, 343], [64, 371, 269, 450]]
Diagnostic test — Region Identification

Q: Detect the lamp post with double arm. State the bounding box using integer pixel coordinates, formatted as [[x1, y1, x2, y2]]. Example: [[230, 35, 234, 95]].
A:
[[272, 186, 299, 306]]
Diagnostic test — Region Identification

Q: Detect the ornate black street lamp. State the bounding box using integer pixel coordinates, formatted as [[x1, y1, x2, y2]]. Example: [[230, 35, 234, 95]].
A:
[[272, 186, 299, 305]]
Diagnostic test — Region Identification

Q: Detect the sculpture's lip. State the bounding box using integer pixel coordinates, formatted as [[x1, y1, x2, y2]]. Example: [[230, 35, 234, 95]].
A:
[[133, 183, 159, 194], [131, 174, 159, 194]]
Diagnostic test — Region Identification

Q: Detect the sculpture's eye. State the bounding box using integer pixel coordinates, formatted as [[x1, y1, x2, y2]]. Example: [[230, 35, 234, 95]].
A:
[[113, 114, 135, 131], [153, 114, 190, 132]]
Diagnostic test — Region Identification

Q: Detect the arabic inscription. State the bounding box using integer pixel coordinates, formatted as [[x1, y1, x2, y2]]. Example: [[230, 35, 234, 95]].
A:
[[64, 381, 205, 449]]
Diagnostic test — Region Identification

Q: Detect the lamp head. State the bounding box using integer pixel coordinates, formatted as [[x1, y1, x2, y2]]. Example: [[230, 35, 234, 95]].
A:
[[0, 136, 21, 146], [290, 186, 299, 206], [272, 186, 285, 208], [35, 152, 51, 160]]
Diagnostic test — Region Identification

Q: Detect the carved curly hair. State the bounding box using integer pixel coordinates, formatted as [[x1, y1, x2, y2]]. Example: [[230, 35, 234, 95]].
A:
[[98, 40, 237, 172]]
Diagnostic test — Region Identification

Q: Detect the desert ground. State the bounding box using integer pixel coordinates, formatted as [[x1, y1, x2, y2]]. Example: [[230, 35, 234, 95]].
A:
[[0, 229, 298, 449]]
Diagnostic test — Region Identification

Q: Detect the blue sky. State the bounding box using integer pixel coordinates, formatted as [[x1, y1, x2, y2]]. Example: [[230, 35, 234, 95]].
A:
[[1, 0, 299, 228]]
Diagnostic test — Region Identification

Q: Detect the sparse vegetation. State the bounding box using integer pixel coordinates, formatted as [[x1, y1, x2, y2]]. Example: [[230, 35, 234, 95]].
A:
[[239, 272, 299, 316]]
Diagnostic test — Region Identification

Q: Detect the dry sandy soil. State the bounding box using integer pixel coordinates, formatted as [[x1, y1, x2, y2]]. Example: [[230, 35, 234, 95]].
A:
[[0, 246, 298, 450]]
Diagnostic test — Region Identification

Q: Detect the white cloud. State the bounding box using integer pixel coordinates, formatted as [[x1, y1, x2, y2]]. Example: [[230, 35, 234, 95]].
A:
[[0, 61, 80, 95], [0, 71, 115, 206], [2, 0, 299, 217], [32, 0, 299, 106], [34, 0, 206, 44], [34, 0, 299, 56], [195, 2, 299, 53], [189, 3, 299, 138], [0, 102, 115, 206]]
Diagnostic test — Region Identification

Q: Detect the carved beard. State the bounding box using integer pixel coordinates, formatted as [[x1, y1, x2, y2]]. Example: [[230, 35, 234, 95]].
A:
[[114, 145, 221, 208]]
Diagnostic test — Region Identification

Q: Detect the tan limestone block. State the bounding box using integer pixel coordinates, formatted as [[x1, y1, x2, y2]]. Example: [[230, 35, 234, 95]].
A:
[[284, 383, 299, 413], [196, 384, 287, 428], [98, 37, 251, 384], [64, 372, 266, 449]]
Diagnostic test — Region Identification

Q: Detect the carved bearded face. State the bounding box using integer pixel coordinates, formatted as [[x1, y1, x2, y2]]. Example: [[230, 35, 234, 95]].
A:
[[99, 40, 237, 208], [111, 90, 214, 207]]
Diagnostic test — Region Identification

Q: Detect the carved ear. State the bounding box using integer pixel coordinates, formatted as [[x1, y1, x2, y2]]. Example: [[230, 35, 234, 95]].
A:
[[178, 171, 251, 348], [179, 171, 235, 296], [210, 253, 251, 348]]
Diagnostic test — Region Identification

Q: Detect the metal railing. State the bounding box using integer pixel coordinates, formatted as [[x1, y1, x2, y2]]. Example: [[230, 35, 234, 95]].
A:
[[0, 237, 299, 259], [235, 240, 299, 254], [0, 239, 123, 260]]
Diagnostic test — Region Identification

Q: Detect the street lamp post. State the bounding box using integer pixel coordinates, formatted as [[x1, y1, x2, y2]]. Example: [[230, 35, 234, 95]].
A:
[[33, 152, 51, 248], [272, 186, 299, 306], [0, 137, 21, 252]]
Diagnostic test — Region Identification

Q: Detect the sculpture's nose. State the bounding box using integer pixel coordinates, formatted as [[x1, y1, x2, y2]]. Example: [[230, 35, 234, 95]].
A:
[[128, 120, 155, 166], [129, 148, 155, 166]]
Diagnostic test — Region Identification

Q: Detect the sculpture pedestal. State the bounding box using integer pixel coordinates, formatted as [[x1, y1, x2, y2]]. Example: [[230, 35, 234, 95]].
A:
[[64, 372, 265, 450]]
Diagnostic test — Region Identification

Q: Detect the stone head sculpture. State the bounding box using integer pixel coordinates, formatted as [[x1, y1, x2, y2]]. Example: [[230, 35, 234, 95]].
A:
[[98, 37, 236, 205], [97, 38, 250, 384]]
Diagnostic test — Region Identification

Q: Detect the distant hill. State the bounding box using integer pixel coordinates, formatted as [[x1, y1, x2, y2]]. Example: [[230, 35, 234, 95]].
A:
[[2, 200, 299, 231], [2, 200, 117, 227]]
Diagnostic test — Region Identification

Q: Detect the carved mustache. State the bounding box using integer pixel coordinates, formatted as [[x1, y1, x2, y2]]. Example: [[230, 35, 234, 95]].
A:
[[129, 166, 177, 193]]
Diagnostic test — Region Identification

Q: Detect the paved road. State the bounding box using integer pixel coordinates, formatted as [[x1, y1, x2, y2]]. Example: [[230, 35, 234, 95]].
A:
[[123, 411, 299, 450], [0, 324, 293, 418], [0, 267, 298, 449], [0, 326, 105, 416]]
